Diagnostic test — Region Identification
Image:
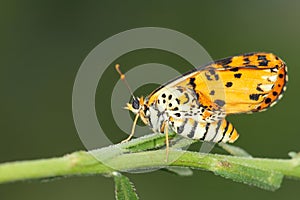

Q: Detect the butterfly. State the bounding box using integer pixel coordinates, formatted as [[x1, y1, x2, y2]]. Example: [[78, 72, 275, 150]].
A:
[[116, 52, 288, 157]]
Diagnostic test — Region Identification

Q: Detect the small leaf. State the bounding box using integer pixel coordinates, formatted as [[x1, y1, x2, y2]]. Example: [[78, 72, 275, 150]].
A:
[[113, 172, 139, 200], [218, 143, 252, 157], [163, 166, 193, 176]]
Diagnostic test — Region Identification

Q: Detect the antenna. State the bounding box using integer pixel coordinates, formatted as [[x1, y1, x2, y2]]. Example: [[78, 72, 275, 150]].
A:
[[115, 64, 135, 99]]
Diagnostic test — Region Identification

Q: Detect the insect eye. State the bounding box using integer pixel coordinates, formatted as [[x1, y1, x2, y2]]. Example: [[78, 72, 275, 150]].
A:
[[132, 98, 140, 109]]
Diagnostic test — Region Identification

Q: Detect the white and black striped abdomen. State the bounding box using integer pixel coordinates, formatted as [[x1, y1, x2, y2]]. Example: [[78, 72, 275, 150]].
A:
[[170, 118, 239, 143]]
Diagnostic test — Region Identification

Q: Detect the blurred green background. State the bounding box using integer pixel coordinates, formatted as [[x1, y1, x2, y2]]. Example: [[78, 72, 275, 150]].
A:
[[1, 0, 300, 199]]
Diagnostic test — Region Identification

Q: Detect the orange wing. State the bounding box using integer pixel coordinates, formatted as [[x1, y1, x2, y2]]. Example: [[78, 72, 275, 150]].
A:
[[155, 52, 287, 114]]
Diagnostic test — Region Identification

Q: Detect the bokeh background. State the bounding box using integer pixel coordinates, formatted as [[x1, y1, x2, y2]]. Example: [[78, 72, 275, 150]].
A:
[[1, 0, 300, 199]]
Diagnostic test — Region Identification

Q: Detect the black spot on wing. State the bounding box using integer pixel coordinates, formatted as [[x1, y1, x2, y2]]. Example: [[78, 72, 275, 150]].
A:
[[214, 74, 219, 80], [270, 67, 278, 73], [209, 69, 216, 75], [205, 69, 219, 81], [257, 55, 267, 61], [204, 72, 213, 81], [189, 78, 196, 89], [175, 113, 181, 117], [259, 60, 269, 66], [256, 83, 264, 92], [265, 98, 272, 104], [249, 94, 260, 101], [225, 82, 233, 87], [214, 99, 225, 107], [272, 91, 278, 96], [234, 73, 242, 78], [243, 57, 250, 64]]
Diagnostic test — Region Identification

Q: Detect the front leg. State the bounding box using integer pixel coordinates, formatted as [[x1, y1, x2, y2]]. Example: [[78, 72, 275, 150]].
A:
[[164, 121, 170, 162]]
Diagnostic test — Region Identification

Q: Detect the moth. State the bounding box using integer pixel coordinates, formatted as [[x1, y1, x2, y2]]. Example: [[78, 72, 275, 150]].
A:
[[116, 52, 288, 156]]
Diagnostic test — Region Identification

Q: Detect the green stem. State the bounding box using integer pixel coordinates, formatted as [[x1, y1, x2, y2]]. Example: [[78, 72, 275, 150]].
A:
[[0, 133, 299, 191]]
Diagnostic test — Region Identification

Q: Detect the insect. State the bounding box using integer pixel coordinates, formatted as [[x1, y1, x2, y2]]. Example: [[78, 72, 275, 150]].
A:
[[116, 52, 288, 157]]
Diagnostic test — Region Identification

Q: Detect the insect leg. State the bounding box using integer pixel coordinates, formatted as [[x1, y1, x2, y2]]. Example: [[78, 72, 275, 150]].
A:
[[121, 113, 139, 143], [164, 122, 169, 162]]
